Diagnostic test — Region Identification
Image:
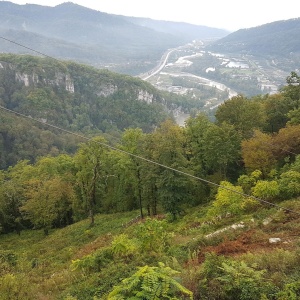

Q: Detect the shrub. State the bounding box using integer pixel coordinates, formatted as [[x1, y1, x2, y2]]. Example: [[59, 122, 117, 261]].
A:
[[111, 234, 138, 259], [277, 281, 300, 300], [135, 218, 173, 254], [107, 262, 193, 299], [251, 180, 280, 201], [207, 181, 246, 218]]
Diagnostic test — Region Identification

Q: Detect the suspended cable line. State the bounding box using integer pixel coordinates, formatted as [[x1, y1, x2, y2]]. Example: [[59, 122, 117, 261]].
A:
[[1, 105, 300, 216], [1, 35, 300, 216], [0, 36, 62, 62]]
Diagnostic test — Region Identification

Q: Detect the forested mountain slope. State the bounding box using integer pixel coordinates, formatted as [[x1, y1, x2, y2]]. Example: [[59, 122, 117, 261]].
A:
[[0, 1, 229, 74], [0, 54, 172, 168], [206, 17, 300, 56], [1, 69, 300, 299]]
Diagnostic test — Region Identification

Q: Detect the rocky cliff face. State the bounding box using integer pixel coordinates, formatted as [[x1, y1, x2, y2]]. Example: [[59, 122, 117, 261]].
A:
[[96, 84, 118, 97], [0, 61, 161, 105], [15, 71, 75, 93], [0, 61, 75, 93], [137, 90, 154, 104]]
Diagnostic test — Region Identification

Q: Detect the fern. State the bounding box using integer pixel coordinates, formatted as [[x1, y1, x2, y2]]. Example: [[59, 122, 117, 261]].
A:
[[107, 262, 193, 299]]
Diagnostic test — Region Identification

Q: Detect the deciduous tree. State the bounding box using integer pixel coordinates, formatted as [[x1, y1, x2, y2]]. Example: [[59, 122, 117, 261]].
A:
[[74, 137, 110, 226], [241, 130, 276, 176], [215, 95, 266, 138]]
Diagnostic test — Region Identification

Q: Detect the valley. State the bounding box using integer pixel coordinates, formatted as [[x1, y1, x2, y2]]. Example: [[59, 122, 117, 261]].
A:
[[0, 3, 300, 299], [139, 40, 294, 124]]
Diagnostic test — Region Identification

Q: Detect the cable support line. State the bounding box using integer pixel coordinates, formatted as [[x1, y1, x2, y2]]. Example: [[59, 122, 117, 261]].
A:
[[0, 36, 61, 62], [2, 35, 300, 158], [1, 105, 300, 216], [1, 36, 300, 215]]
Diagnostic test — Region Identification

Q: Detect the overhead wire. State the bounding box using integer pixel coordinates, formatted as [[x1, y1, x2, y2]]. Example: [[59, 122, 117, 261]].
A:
[[0, 36, 62, 62], [1, 105, 300, 216], [0, 36, 300, 216]]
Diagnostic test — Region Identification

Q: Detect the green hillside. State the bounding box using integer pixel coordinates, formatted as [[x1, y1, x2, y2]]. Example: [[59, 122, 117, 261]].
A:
[[207, 18, 300, 56], [0, 199, 300, 299], [0, 53, 172, 168], [0, 1, 229, 74], [1, 55, 300, 299]]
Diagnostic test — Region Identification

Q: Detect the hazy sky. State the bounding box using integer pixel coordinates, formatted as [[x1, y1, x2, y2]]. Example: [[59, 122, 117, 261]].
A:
[[3, 0, 300, 31]]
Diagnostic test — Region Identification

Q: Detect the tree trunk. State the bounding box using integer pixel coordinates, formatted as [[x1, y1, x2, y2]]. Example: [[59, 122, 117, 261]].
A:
[[137, 169, 144, 219]]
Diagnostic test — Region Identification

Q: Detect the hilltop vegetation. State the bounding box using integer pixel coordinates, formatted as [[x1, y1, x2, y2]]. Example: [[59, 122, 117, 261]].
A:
[[0, 53, 174, 168], [0, 53, 237, 169], [0, 1, 229, 74], [1, 64, 300, 298], [207, 18, 300, 57]]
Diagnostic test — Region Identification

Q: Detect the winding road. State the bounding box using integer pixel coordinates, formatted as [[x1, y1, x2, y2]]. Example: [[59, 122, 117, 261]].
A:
[[139, 43, 237, 98]]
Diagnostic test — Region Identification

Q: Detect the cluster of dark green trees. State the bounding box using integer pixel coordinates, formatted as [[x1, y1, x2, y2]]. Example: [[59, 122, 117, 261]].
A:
[[1, 72, 300, 235]]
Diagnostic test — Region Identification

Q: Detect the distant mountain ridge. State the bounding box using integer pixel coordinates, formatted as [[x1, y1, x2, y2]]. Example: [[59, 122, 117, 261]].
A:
[[0, 1, 229, 74], [206, 18, 300, 56], [126, 17, 230, 41]]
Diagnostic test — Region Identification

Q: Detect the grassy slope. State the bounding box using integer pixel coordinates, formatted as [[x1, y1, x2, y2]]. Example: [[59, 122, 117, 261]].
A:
[[0, 201, 300, 299]]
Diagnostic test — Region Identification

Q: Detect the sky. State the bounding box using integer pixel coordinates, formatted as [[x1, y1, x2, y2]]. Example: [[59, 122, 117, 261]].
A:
[[2, 0, 300, 31]]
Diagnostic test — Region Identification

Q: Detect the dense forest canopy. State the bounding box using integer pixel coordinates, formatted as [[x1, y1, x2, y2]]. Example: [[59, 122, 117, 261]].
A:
[[1, 59, 300, 231], [0, 54, 176, 168]]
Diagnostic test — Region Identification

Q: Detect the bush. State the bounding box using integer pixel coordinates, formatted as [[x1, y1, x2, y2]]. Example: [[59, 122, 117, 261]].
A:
[[134, 218, 173, 254], [252, 180, 280, 201], [277, 281, 300, 300], [279, 171, 300, 199], [207, 181, 246, 219], [111, 234, 138, 259], [107, 262, 193, 299], [71, 248, 113, 274], [0, 274, 35, 300]]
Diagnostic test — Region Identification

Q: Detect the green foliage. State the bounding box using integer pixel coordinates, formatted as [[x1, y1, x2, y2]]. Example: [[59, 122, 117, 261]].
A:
[[281, 71, 300, 109], [74, 137, 110, 226], [0, 160, 34, 233], [0, 250, 17, 276], [277, 281, 300, 300], [185, 113, 215, 176], [71, 247, 113, 276], [135, 218, 173, 254], [0, 54, 172, 168], [196, 253, 278, 300], [241, 130, 277, 175], [202, 122, 241, 176], [207, 181, 246, 218], [279, 170, 300, 199], [107, 262, 193, 299], [215, 95, 266, 137], [217, 260, 272, 300], [0, 273, 34, 300], [262, 94, 290, 132], [238, 170, 262, 193], [151, 120, 195, 216], [71, 255, 97, 274], [251, 180, 280, 201], [287, 108, 300, 125], [21, 176, 76, 234], [111, 234, 138, 259]]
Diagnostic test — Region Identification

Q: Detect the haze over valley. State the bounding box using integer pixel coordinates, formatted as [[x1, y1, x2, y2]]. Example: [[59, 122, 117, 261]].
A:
[[1, 2, 300, 300], [0, 1, 299, 123]]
